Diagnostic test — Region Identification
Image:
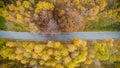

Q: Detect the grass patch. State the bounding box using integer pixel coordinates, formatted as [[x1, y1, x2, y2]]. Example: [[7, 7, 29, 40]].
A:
[[84, 18, 120, 31], [7, 23, 29, 32]]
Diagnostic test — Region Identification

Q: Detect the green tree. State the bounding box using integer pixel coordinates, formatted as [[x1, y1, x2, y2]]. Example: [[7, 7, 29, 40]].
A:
[[0, 16, 7, 30]]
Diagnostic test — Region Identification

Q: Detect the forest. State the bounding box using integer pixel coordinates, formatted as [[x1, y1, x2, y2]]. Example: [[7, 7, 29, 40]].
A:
[[0, 0, 120, 32], [0, 0, 120, 68]]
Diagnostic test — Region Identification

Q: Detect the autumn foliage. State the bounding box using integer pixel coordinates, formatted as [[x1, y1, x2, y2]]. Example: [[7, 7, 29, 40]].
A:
[[0, 0, 120, 32], [0, 38, 120, 68]]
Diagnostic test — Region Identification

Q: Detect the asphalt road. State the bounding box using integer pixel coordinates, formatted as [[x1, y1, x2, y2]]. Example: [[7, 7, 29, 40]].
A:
[[0, 31, 120, 41]]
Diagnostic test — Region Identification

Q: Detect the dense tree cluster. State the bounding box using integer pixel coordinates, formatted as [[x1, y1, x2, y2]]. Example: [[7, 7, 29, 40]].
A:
[[0, 0, 120, 32], [0, 38, 119, 68]]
